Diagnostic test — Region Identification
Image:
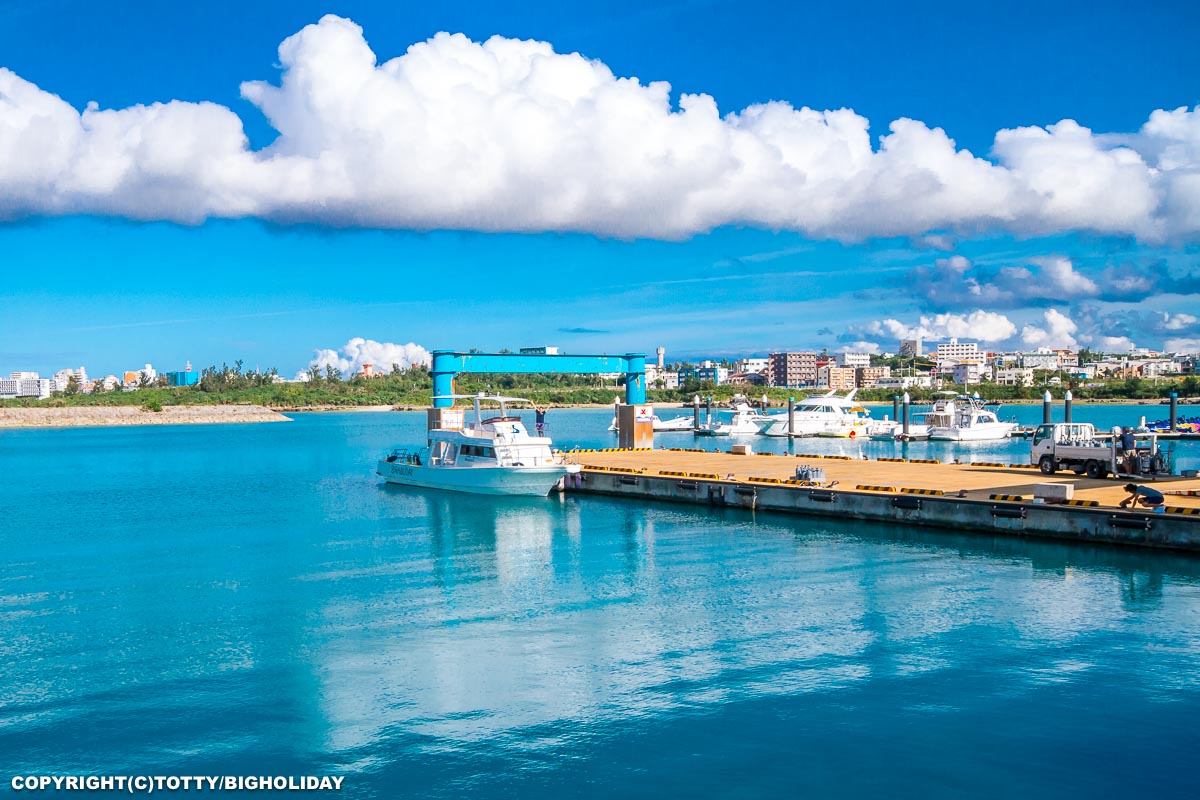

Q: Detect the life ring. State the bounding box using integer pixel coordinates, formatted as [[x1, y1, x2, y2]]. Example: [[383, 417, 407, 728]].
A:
[[849, 430, 856, 438]]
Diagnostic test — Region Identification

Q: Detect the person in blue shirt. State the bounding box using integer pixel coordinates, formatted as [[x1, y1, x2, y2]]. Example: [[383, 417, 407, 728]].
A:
[[1119, 427, 1137, 472], [534, 405, 548, 437], [1120, 483, 1164, 509]]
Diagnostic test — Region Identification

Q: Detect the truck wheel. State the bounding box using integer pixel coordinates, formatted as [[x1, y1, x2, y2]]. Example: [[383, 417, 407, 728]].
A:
[[1085, 460, 1103, 479], [1039, 455, 1056, 475]]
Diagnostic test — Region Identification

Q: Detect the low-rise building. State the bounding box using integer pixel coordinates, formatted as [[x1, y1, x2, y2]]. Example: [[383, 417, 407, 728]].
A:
[[835, 352, 871, 369], [1, 374, 51, 399], [855, 366, 892, 389], [818, 366, 856, 390], [952, 362, 985, 385], [874, 375, 933, 390], [993, 367, 1035, 386]]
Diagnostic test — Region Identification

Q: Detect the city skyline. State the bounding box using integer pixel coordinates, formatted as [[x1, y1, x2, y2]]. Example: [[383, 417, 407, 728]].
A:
[[2, 1, 1199, 376]]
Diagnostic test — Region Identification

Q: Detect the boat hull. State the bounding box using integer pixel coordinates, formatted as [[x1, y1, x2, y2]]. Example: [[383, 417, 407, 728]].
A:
[[927, 424, 1015, 442], [377, 460, 579, 496]]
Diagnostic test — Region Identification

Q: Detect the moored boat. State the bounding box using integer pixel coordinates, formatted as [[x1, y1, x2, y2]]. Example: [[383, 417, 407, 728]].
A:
[[377, 394, 580, 496], [757, 390, 872, 438]]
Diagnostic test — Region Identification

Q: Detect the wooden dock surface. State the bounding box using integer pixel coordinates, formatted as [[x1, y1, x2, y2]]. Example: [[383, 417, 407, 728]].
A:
[[567, 448, 1200, 511]]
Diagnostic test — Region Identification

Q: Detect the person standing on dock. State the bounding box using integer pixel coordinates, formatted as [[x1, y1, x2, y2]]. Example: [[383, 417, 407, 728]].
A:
[[535, 405, 549, 437], [1120, 427, 1137, 472]]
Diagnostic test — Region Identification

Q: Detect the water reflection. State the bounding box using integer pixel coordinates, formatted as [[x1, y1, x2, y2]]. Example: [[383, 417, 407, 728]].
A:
[[304, 492, 1200, 761]]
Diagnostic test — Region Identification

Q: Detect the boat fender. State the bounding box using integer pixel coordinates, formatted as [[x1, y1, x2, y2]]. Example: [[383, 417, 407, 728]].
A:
[[849, 430, 856, 438]]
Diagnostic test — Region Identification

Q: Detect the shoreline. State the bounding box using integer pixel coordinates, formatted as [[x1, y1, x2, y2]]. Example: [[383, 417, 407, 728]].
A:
[[0, 405, 290, 429]]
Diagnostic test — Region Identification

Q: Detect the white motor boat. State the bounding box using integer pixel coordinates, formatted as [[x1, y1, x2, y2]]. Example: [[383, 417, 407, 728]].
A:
[[926, 394, 1017, 442], [695, 402, 771, 436], [608, 413, 695, 433], [757, 390, 873, 438], [869, 412, 932, 440], [377, 394, 581, 496]]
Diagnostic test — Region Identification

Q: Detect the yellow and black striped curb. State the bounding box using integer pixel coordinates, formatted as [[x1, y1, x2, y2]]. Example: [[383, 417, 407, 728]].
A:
[[1166, 506, 1200, 515], [974, 461, 1008, 467], [989, 493, 1025, 501], [747, 476, 782, 484], [907, 458, 940, 464], [857, 485, 898, 492], [1063, 499, 1100, 507], [900, 487, 946, 496], [1007, 464, 1037, 469], [876, 457, 905, 463]]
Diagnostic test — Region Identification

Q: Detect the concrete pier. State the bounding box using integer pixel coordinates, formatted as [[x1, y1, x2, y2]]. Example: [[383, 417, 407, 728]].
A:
[[564, 448, 1200, 552]]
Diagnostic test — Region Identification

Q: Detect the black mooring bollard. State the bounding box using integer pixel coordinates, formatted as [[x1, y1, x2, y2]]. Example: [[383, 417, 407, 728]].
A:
[[1064, 390, 1073, 423], [1043, 390, 1052, 425], [788, 397, 795, 437], [1171, 392, 1178, 432]]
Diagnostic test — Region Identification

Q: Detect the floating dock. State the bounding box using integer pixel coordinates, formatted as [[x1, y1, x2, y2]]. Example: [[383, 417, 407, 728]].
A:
[[564, 448, 1200, 552]]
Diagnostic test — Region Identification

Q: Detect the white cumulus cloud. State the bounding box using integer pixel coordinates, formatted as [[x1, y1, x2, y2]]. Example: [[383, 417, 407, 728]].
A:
[[1021, 309, 1079, 349], [860, 310, 1017, 344], [3, 16, 1200, 241], [303, 338, 430, 378]]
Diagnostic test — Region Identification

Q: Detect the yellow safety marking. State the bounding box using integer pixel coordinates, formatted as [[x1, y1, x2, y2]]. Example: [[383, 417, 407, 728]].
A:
[[899, 487, 946, 496], [856, 485, 898, 492]]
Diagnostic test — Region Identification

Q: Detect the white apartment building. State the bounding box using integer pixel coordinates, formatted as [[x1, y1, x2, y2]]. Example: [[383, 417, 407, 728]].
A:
[[1, 374, 52, 399], [736, 357, 769, 375], [834, 352, 871, 369], [52, 367, 89, 392], [993, 367, 1035, 386], [952, 362, 985, 385], [1021, 350, 1060, 370], [874, 375, 933, 390], [935, 339, 981, 367]]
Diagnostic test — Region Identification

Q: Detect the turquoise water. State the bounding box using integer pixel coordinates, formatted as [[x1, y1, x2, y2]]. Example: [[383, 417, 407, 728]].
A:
[[3, 410, 1200, 797]]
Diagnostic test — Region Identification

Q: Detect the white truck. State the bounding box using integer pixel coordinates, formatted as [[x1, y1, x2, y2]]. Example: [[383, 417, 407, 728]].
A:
[[1030, 423, 1167, 479]]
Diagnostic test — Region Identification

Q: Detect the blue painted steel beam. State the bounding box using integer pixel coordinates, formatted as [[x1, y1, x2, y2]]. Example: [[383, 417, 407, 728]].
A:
[[431, 350, 646, 407]]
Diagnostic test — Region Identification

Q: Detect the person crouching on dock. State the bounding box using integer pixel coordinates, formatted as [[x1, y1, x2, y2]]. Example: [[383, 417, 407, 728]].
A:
[[1120, 483, 1164, 510]]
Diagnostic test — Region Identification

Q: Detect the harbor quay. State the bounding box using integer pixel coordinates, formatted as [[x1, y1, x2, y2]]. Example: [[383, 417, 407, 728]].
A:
[[564, 447, 1200, 552]]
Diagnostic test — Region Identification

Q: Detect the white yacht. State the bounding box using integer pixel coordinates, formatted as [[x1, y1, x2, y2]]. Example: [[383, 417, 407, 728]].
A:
[[695, 402, 771, 436], [757, 390, 873, 438], [377, 394, 581, 496], [926, 394, 1017, 442]]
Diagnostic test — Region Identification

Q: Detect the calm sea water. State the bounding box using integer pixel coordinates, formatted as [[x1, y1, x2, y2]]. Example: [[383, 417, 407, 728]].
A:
[[2, 409, 1200, 798]]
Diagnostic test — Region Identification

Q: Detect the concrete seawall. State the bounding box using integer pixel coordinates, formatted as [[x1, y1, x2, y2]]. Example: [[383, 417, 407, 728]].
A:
[[573, 472, 1200, 551], [0, 405, 290, 428]]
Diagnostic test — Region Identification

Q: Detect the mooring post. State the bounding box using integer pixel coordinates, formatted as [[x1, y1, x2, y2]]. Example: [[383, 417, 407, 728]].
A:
[[892, 395, 899, 422], [1043, 390, 1052, 425], [788, 397, 795, 437], [1064, 389, 1073, 423], [705, 396, 712, 426], [902, 391, 911, 437], [1170, 391, 1178, 432], [692, 394, 700, 431], [612, 396, 620, 433]]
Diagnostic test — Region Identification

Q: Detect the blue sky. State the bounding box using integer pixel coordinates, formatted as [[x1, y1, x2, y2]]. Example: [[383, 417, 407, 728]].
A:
[[2, 0, 1198, 376]]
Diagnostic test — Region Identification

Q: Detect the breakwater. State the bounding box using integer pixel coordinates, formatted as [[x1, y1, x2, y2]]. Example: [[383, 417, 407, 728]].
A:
[[0, 405, 289, 428]]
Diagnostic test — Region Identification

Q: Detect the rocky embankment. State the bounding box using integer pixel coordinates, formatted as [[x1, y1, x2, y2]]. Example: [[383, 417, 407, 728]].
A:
[[0, 405, 290, 428]]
